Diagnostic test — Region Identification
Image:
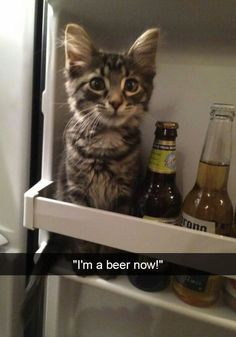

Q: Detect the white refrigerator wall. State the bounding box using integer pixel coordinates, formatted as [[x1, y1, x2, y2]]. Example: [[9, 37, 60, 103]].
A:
[[0, 0, 34, 252], [0, 1, 35, 336], [47, 0, 236, 203]]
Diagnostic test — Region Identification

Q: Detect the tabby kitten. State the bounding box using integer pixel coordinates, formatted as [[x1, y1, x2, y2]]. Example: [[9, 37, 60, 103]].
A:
[[56, 23, 159, 253], [22, 24, 159, 322], [58, 23, 158, 213]]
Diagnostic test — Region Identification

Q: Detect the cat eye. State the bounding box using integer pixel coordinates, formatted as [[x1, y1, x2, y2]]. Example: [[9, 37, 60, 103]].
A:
[[124, 78, 139, 93], [89, 77, 106, 91]]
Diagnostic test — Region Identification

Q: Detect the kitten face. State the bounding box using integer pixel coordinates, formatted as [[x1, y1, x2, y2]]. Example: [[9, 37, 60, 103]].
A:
[[64, 24, 159, 129]]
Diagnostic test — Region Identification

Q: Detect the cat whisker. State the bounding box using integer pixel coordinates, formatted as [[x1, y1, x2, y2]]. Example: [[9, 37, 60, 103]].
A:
[[68, 107, 97, 133], [79, 112, 98, 137], [77, 106, 96, 114], [56, 34, 65, 48], [82, 106, 103, 139], [86, 112, 101, 139], [54, 102, 68, 109], [90, 111, 102, 135], [63, 109, 96, 139], [125, 106, 134, 112], [57, 67, 66, 74]]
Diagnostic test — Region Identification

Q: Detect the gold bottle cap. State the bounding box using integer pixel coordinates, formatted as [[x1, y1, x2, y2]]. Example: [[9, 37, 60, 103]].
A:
[[156, 121, 179, 129]]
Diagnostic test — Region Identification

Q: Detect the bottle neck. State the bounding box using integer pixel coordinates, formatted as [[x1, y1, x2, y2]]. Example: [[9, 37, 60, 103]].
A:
[[196, 116, 232, 190], [200, 115, 232, 165], [148, 136, 177, 176]]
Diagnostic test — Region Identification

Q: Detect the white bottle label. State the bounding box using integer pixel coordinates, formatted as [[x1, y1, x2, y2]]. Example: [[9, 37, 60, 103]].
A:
[[181, 212, 216, 234]]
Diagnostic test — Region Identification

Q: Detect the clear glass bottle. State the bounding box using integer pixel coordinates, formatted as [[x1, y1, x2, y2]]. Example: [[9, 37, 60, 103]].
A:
[[224, 278, 236, 311], [173, 103, 235, 306], [231, 208, 236, 238], [224, 212, 236, 310]]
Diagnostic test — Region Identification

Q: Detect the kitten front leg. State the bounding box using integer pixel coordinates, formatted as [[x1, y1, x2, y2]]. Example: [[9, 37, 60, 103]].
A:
[[113, 194, 135, 216]]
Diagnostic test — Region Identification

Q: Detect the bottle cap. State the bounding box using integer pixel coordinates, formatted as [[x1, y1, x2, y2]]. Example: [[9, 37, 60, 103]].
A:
[[210, 103, 235, 121], [155, 121, 179, 129]]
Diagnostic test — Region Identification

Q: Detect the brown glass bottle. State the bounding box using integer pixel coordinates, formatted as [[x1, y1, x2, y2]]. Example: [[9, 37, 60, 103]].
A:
[[173, 103, 235, 307], [139, 121, 182, 223], [129, 122, 182, 292]]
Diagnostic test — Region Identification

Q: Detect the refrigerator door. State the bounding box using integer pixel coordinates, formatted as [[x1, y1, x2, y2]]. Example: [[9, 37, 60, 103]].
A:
[[0, 1, 35, 336], [24, 1, 236, 337]]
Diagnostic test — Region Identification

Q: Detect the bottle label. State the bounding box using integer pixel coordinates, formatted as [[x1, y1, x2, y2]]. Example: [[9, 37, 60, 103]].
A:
[[175, 275, 209, 292], [148, 140, 176, 174], [225, 279, 236, 299], [143, 215, 180, 225], [181, 212, 216, 233]]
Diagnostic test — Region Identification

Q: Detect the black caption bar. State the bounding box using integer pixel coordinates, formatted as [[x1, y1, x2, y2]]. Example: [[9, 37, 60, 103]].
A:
[[0, 253, 236, 276]]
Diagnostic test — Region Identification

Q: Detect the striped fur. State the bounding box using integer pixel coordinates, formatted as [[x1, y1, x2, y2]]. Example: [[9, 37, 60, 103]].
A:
[[57, 24, 159, 227]]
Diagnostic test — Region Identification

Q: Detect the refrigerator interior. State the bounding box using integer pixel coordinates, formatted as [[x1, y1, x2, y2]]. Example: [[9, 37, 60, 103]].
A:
[[26, 0, 236, 337], [43, 276, 236, 337], [44, 0, 236, 200]]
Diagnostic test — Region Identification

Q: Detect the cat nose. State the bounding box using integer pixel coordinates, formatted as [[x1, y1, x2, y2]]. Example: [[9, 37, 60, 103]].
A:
[[109, 97, 123, 110]]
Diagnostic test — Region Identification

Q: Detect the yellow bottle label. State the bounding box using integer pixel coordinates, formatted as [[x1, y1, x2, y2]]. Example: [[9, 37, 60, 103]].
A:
[[148, 140, 176, 174]]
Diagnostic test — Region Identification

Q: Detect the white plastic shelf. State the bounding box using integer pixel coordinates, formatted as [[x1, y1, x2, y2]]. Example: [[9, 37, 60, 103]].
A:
[[62, 274, 236, 332], [24, 179, 236, 256]]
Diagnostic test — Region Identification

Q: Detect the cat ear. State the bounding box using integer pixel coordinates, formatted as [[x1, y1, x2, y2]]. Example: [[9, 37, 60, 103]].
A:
[[65, 24, 96, 70], [128, 28, 159, 74]]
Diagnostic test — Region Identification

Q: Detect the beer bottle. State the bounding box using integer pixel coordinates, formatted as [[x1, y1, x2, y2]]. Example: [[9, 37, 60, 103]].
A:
[[224, 212, 236, 311], [139, 121, 182, 222], [231, 207, 236, 238], [129, 121, 182, 292], [173, 103, 235, 306], [223, 278, 236, 311]]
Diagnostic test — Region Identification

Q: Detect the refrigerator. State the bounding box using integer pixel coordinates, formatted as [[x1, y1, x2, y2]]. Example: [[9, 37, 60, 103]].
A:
[[1, 0, 236, 337]]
